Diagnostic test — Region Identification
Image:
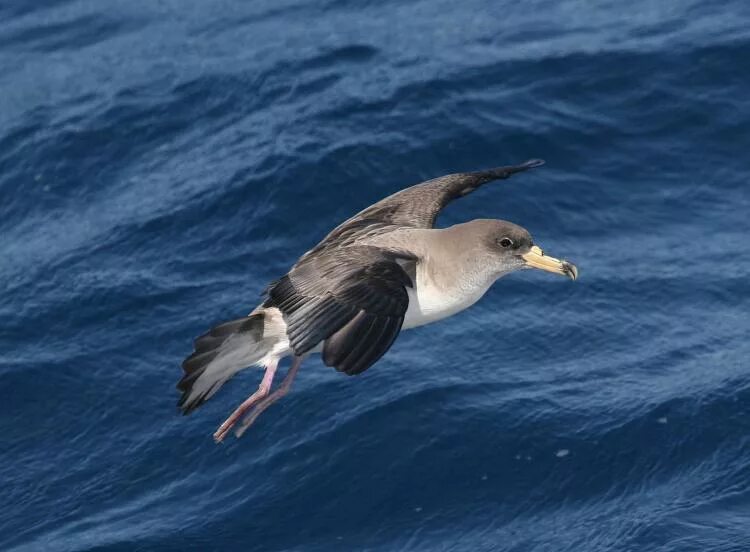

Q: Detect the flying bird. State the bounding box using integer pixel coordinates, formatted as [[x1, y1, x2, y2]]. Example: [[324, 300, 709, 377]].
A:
[[178, 159, 578, 442]]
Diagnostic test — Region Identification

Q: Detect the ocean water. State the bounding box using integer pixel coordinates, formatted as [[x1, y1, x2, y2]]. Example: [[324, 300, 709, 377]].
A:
[[2, 0, 750, 550]]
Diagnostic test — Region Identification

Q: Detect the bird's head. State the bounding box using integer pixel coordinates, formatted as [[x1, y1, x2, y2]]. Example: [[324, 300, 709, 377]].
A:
[[476, 219, 578, 281]]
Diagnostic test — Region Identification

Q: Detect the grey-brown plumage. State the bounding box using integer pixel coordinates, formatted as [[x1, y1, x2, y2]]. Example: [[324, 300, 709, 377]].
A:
[[262, 159, 546, 376], [179, 158, 578, 442]]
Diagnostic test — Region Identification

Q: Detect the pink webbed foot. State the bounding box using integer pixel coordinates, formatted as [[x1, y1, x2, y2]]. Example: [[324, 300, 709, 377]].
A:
[[213, 360, 278, 443], [234, 355, 303, 439]]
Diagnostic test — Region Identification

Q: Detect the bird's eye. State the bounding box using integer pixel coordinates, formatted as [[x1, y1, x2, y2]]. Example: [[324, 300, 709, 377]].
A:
[[499, 238, 513, 248]]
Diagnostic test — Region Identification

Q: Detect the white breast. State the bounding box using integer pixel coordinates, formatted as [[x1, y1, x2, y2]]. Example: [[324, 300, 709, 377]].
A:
[[401, 266, 495, 330]]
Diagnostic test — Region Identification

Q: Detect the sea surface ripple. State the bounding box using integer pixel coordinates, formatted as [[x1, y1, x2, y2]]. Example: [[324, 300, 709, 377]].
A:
[[2, 1, 750, 551]]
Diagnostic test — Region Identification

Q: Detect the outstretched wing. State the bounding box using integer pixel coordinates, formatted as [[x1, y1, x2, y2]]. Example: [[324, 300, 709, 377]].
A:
[[299, 159, 544, 261], [347, 159, 544, 230], [266, 246, 416, 375]]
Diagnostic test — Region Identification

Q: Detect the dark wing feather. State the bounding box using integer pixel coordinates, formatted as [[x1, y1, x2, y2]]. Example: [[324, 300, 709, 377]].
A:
[[266, 246, 415, 375], [324, 312, 402, 375], [355, 159, 545, 229]]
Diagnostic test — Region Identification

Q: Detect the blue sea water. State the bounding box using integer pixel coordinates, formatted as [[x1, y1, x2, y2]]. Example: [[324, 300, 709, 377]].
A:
[[2, 0, 750, 550]]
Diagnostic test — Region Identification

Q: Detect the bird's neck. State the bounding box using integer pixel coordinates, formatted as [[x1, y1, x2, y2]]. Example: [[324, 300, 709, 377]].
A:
[[422, 226, 500, 291]]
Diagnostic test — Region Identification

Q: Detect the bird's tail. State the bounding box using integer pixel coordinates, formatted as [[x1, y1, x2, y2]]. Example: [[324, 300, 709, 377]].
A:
[[177, 309, 285, 414]]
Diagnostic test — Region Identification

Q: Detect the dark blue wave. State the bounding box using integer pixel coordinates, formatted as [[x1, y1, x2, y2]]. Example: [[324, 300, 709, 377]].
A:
[[2, 0, 750, 551]]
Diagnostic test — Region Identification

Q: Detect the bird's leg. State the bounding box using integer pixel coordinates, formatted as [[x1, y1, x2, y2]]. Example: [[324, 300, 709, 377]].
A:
[[234, 355, 304, 438], [213, 359, 278, 443]]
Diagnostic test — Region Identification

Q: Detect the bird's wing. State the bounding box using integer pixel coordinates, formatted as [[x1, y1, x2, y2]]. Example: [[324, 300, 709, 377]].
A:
[[266, 245, 416, 375], [296, 159, 544, 261], [346, 159, 544, 229]]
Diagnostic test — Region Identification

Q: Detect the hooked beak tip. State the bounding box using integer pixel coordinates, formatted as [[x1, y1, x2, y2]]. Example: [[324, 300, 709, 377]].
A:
[[520, 245, 578, 281], [563, 261, 578, 281]]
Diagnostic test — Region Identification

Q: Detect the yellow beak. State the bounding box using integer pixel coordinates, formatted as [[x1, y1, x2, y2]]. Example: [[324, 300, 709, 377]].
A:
[[521, 245, 578, 281]]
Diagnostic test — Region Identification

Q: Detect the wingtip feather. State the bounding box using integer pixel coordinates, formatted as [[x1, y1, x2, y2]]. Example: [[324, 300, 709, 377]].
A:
[[523, 158, 545, 168]]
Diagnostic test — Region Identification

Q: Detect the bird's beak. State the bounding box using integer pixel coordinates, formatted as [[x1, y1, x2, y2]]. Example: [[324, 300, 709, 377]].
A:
[[521, 245, 578, 281]]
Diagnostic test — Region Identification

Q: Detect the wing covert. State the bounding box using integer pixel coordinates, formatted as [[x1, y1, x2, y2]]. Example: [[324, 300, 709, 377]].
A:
[[266, 246, 415, 375]]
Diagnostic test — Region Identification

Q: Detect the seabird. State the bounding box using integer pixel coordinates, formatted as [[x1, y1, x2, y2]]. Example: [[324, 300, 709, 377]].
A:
[[178, 159, 578, 442]]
